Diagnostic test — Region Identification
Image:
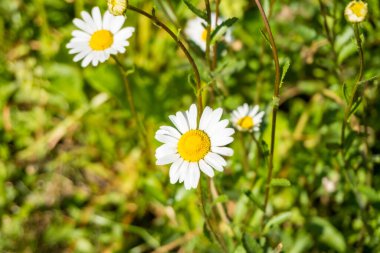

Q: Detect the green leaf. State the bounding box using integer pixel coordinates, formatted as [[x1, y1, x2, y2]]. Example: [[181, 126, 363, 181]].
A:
[[212, 194, 229, 206], [263, 211, 292, 233], [279, 58, 290, 88], [271, 178, 291, 187], [183, 0, 207, 20], [342, 83, 349, 103], [210, 17, 238, 45], [307, 217, 346, 252], [242, 233, 263, 253], [358, 185, 380, 202], [245, 191, 264, 211]]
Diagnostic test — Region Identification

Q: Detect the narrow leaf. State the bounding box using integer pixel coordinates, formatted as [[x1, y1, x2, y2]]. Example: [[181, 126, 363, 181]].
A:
[[242, 233, 263, 253], [245, 191, 264, 211], [271, 178, 291, 187], [210, 17, 238, 45], [183, 0, 207, 20], [279, 58, 290, 88], [264, 211, 292, 233]]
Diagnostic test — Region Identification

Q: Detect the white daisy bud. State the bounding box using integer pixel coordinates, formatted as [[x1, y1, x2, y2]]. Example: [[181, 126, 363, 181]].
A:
[[108, 0, 128, 16], [344, 1, 368, 23]]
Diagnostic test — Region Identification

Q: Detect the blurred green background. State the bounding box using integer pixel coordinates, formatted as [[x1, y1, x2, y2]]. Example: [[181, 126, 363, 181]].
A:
[[0, 0, 379, 252]]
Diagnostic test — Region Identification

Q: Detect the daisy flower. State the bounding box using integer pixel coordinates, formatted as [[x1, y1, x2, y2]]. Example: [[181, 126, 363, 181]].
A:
[[108, 0, 127, 16], [184, 13, 233, 51], [67, 7, 135, 67], [344, 1, 368, 23], [155, 104, 234, 190], [231, 104, 265, 132]]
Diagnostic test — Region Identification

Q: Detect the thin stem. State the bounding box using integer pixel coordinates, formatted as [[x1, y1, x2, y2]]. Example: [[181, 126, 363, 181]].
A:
[[212, 0, 220, 70], [112, 55, 154, 166], [127, 5, 203, 112], [204, 0, 212, 69], [252, 0, 281, 230], [318, 0, 343, 83], [341, 24, 364, 151], [339, 23, 368, 233], [239, 132, 250, 172]]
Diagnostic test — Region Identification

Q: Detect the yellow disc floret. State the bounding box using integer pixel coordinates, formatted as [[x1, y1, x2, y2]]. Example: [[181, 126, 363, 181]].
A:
[[349, 1, 367, 18], [178, 130, 211, 162], [201, 29, 208, 42], [89, 30, 114, 51], [237, 116, 254, 130]]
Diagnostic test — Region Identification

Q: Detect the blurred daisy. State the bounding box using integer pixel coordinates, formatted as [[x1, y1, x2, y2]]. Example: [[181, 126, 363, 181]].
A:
[[108, 0, 127, 16], [67, 7, 135, 67], [184, 13, 232, 51], [344, 1, 368, 23], [231, 104, 265, 132], [155, 104, 234, 190]]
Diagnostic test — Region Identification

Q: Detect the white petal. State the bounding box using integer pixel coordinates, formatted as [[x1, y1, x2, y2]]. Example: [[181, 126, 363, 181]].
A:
[[203, 108, 223, 130], [73, 48, 91, 62], [249, 105, 259, 117], [211, 146, 234, 157], [110, 16, 125, 34], [155, 132, 178, 145], [72, 30, 91, 39], [81, 10, 97, 32], [192, 164, 200, 188], [159, 126, 181, 139], [73, 18, 94, 34], [212, 136, 234, 146], [179, 161, 190, 183], [103, 11, 113, 30], [204, 153, 224, 172], [186, 104, 197, 130], [169, 158, 183, 184], [156, 153, 180, 166], [155, 144, 177, 159], [91, 7, 102, 30], [199, 106, 213, 130], [199, 159, 214, 177], [81, 53, 93, 67], [114, 27, 135, 41]]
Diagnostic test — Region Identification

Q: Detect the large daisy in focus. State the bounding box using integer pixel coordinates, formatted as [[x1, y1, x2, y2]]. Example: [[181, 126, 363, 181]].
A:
[[231, 104, 265, 132], [184, 13, 232, 51], [155, 104, 234, 190], [67, 7, 135, 67]]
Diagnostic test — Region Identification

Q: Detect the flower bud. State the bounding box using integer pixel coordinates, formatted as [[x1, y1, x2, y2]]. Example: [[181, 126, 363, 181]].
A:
[[108, 0, 127, 16], [344, 1, 368, 23]]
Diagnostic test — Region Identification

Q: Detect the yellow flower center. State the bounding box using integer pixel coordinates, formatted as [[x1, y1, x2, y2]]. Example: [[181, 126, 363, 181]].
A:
[[350, 2, 366, 17], [177, 130, 211, 162], [237, 116, 254, 129], [89, 30, 113, 51], [201, 29, 208, 42]]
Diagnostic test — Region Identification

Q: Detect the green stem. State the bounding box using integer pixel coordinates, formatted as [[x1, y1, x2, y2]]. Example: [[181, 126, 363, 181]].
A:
[[204, 0, 212, 69], [318, 0, 343, 83], [339, 23, 368, 232], [252, 0, 281, 230], [127, 5, 203, 113], [112, 56, 154, 166], [341, 24, 364, 149]]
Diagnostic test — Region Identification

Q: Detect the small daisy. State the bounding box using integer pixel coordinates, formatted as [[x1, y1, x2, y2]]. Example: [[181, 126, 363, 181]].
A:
[[155, 104, 234, 190], [184, 13, 233, 51], [231, 104, 265, 132], [344, 1, 368, 23], [67, 7, 135, 67], [108, 0, 127, 16]]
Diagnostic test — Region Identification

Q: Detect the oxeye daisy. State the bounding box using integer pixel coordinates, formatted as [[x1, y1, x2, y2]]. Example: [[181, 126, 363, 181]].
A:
[[108, 0, 127, 16], [184, 13, 232, 51], [344, 1, 368, 23], [231, 104, 265, 132], [155, 104, 234, 190], [66, 7, 135, 67]]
